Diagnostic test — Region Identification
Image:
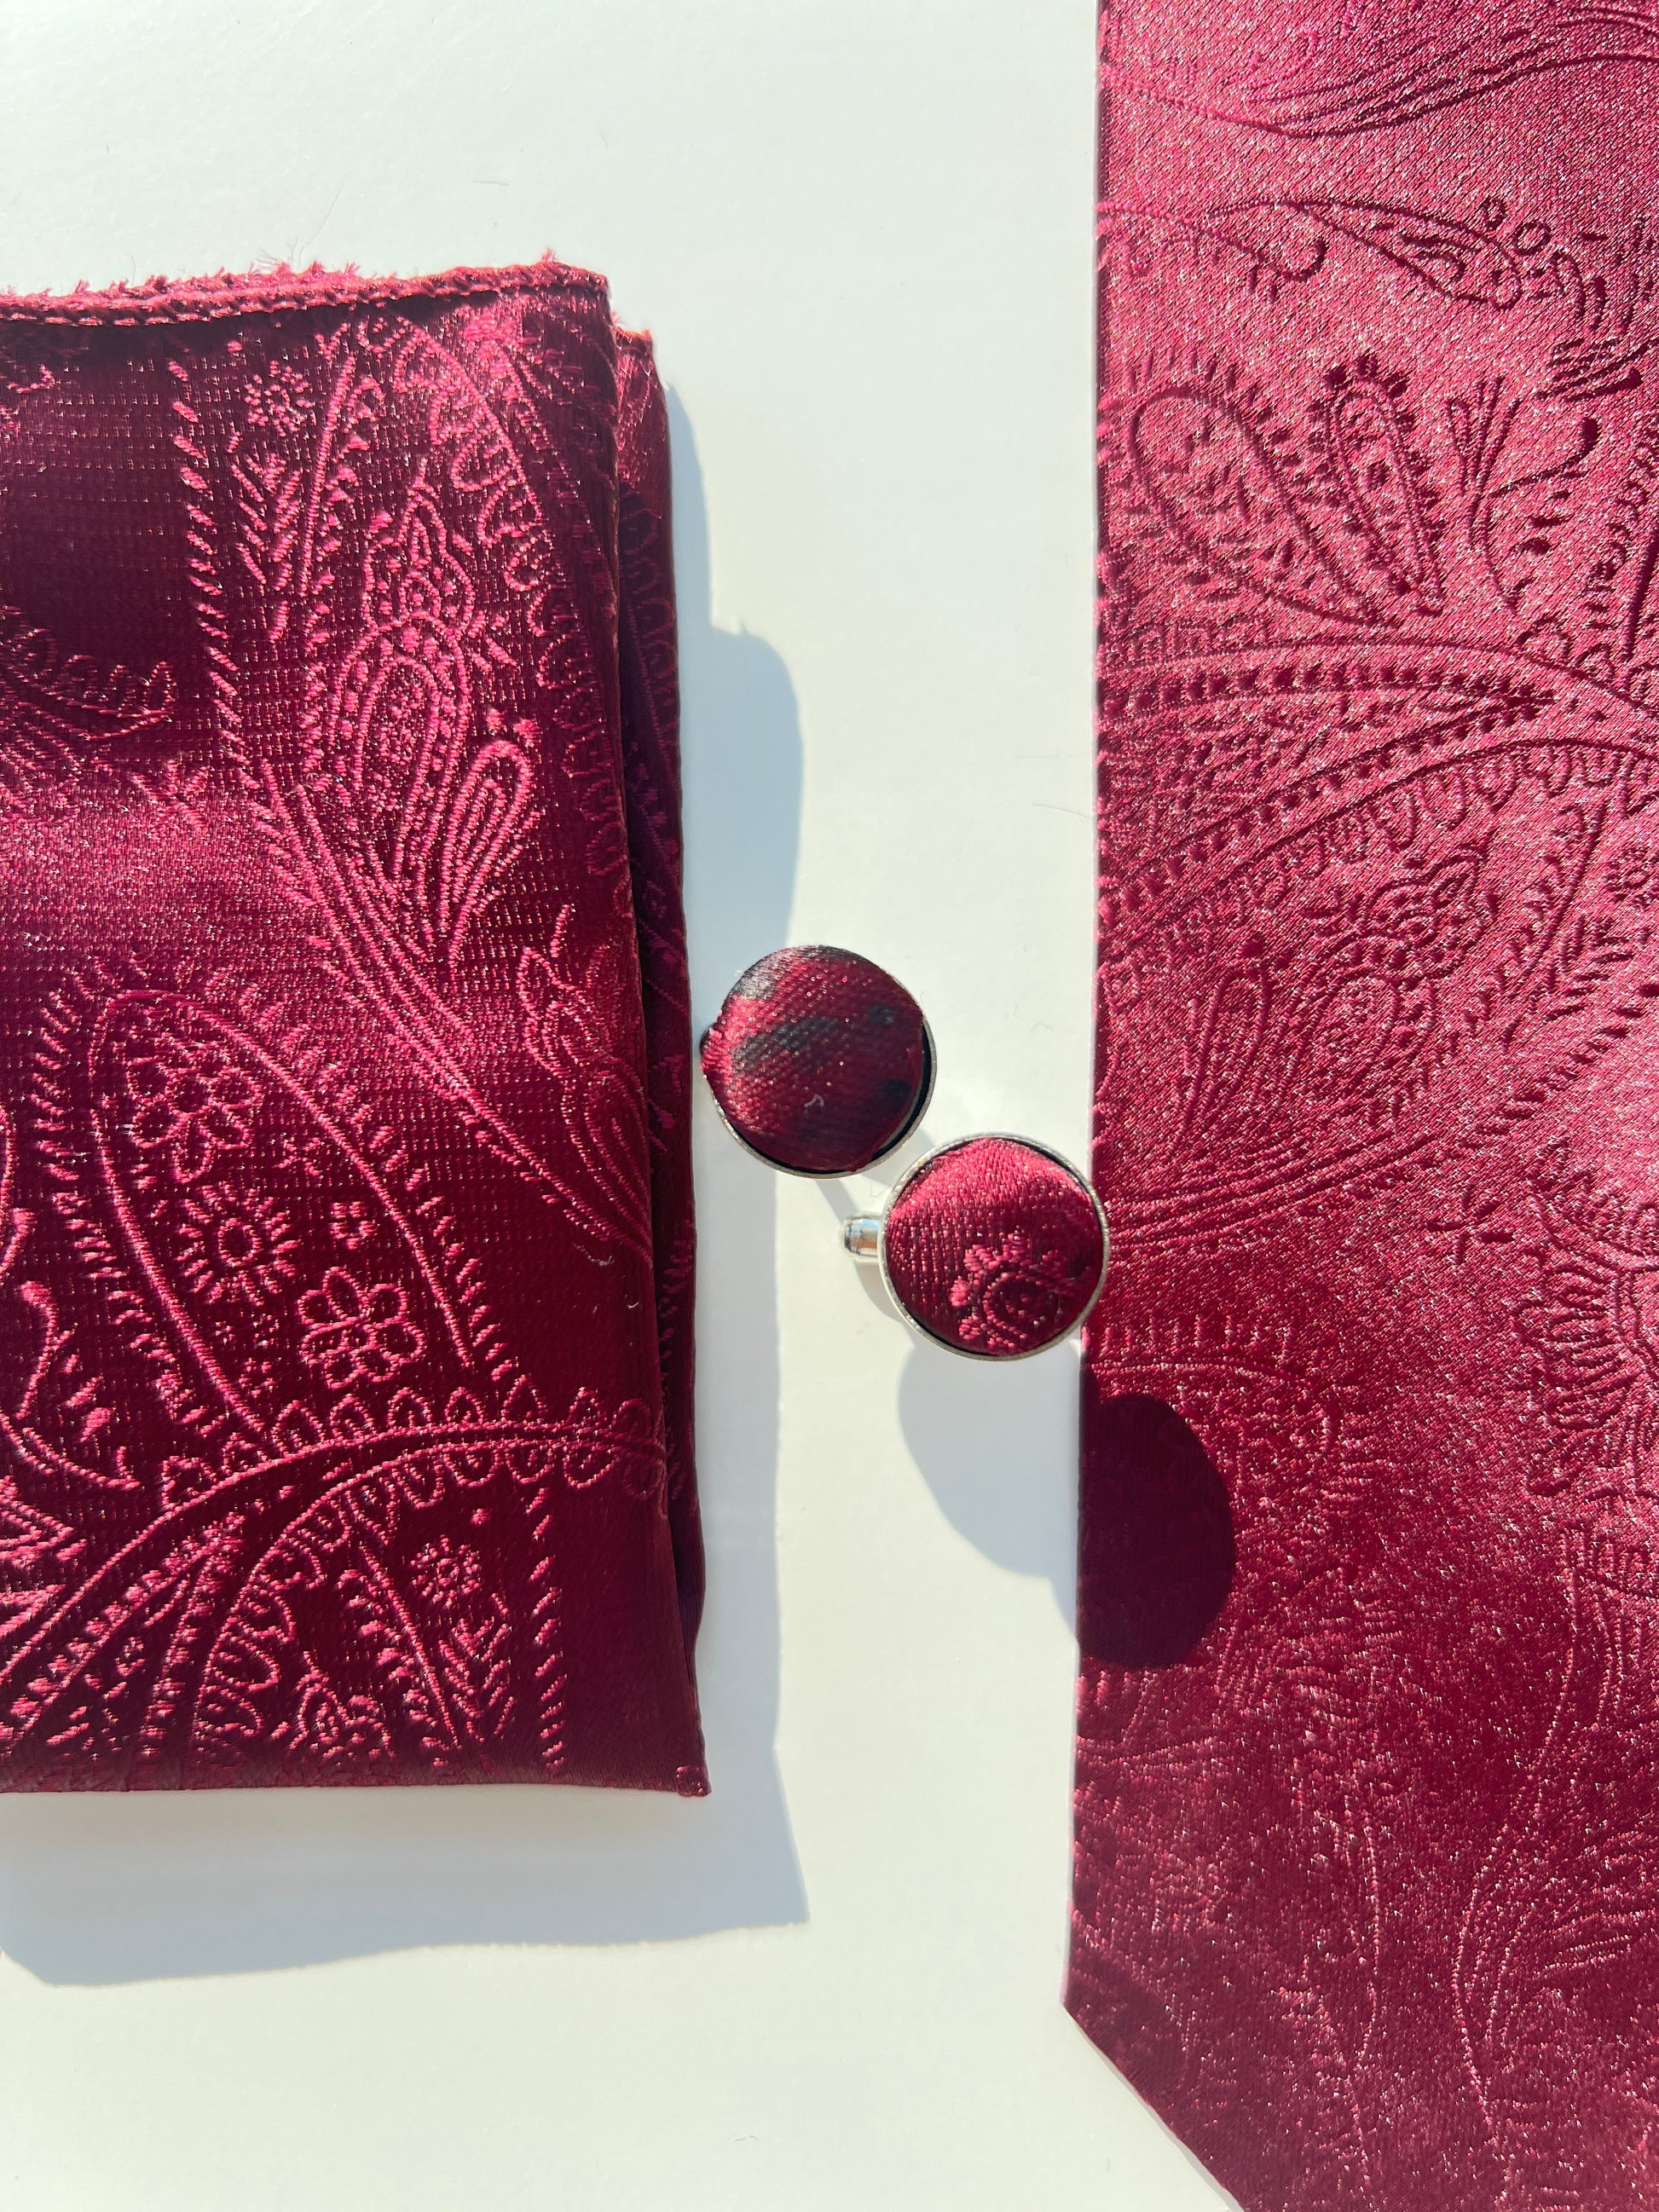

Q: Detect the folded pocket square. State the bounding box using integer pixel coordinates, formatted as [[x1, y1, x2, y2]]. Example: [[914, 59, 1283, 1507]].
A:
[[0, 261, 704, 1793]]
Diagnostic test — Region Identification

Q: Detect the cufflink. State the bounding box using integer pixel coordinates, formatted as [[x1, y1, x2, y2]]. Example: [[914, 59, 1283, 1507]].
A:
[[699, 944, 934, 1175], [702, 948, 1108, 1360], [841, 1134, 1107, 1360]]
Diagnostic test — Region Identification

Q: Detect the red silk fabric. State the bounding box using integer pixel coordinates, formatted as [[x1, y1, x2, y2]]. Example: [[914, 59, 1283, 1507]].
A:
[[0, 262, 704, 1792], [700, 945, 930, 1175], [1075, 10, 1659, 2204], [883, 1138, 1106, 1358]]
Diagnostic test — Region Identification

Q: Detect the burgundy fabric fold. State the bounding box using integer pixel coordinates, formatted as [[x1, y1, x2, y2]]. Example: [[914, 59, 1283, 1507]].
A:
[[615, 332, 701, 1662], [1075, 10, 1659, 2204], [0, 261, 705, 1792]]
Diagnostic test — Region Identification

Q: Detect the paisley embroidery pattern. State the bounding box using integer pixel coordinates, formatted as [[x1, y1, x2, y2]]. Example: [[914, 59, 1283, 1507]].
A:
[[1084, 6, 1659, 2203], [1313, 360, 1445, 612], [1106, 349, 1378, 622], [0, 264, 702, 1793], [168, 306, 653, 1267]]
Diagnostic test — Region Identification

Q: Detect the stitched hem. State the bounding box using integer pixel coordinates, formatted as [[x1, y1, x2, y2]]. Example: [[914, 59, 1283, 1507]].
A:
[[0, 253, 607, 326]]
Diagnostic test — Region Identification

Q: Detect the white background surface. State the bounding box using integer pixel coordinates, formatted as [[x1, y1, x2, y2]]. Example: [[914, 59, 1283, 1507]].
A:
[[0, 5, 1226, 2204]]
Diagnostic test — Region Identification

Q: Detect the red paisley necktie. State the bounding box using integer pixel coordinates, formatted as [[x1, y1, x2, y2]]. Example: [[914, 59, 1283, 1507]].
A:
[[1074, 7, 1659, 2205], [0, 262, 704, 1793]]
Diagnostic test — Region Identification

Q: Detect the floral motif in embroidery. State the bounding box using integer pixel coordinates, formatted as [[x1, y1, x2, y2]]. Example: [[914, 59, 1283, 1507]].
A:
[[328, 1198, 377, 1250], [297, 1267, 425, 1391], [174, 1184, 299, 1308], [124, 1028, 262, 1184], [241, 358, 313, 440], [411, 1536, 483, 1613]]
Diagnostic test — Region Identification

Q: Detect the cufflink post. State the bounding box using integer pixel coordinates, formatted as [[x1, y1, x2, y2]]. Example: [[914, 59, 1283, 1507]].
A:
[[841, 1216, 882, 1260]]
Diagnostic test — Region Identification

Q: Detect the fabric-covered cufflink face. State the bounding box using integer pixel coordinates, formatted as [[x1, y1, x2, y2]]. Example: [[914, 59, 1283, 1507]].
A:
[[874, 1136, 1107, 1360], [699, 945, 934, 1175]]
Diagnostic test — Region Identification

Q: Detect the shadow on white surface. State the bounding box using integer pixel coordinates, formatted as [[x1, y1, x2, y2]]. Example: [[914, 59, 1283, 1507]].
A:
[[898, 1340, 1079, 1623], [0, 393, 808, 1984]]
